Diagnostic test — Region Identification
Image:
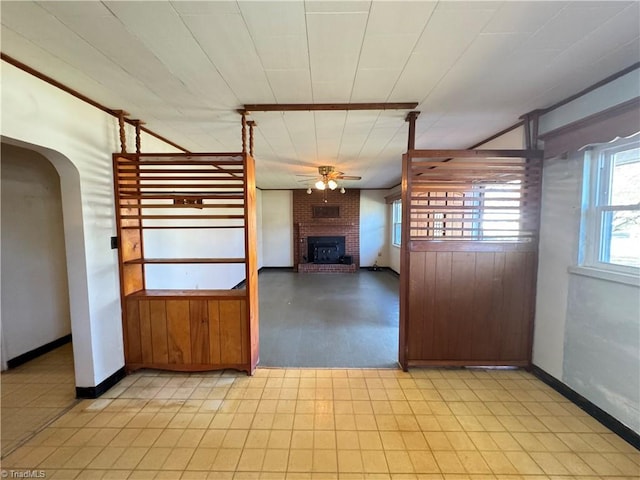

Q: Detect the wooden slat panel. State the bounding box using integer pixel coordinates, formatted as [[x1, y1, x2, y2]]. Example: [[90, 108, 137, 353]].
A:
[[470, 253, 498, 360], [166, 300, 192, 364], [449, 252, 476, 359], [501, 252, 528, 360], [219, 300, 243, 364], [149, 300, 169, 364], [208, 300, 222, 364], [431, 252, 452, 360], [407, 252, 426, 360], [240, 300, 248, 364], [125, 299, 142, 364], [190, 300, 210, 364], [139, 300, 153, 364], [124, 258, 246, 265]]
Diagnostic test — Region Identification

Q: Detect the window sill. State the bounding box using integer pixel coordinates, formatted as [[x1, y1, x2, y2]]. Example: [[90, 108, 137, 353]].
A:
[[392, 244, 401, 249], [568, 266, 640, 287]]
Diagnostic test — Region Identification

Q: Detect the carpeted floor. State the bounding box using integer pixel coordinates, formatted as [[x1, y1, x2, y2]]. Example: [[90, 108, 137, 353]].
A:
[[258, 270, 399, 368]]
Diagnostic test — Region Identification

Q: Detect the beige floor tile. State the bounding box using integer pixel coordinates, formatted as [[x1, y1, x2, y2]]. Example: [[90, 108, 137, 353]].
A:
[[338, 449, 364, 472], [385, 450, 415, 473], [288, 449, 313, 472], [262, 448, 289, 472]]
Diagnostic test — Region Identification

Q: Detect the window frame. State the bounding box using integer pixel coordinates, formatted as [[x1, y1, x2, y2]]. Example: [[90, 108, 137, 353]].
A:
[[392, 199, 402, 247], [580, 136, 640, 276]]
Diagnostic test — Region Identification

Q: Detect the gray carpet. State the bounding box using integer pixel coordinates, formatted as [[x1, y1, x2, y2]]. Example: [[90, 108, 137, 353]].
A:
[[257, 269, 399, 368]]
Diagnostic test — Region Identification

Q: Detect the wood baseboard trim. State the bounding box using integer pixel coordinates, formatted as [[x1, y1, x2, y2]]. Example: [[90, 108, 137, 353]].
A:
[[7, 334, 72, 369], [75, 367, 126, 399], [531, 364, 640, 450]]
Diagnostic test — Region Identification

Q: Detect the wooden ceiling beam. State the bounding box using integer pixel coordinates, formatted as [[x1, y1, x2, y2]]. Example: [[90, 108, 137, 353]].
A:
[[409, 149, 544, 159], [242, 102, 418, 112]]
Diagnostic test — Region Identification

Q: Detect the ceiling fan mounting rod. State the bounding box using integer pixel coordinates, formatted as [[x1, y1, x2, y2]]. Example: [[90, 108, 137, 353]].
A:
[[242, 102, 418, 112]]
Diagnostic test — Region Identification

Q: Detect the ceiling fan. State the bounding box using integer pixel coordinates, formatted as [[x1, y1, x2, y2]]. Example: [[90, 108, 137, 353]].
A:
[[297, 165, 361, 193]]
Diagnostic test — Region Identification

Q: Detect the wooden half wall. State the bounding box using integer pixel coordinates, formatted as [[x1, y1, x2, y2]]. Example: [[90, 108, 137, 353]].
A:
[[399, 150, 543, 369]]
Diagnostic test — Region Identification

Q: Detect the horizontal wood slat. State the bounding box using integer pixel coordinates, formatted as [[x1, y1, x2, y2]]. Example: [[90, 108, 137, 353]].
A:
[[406, 154, 542, 242], [124, 258, 246, 265]]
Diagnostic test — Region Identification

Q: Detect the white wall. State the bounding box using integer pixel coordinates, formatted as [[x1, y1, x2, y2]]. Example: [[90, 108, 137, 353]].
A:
[[1, 62, 179, 388], [261, 190, 293, 267], [534, 73, 640, 433], [360, 190, 388, 267], [1, 144, 71, 364]]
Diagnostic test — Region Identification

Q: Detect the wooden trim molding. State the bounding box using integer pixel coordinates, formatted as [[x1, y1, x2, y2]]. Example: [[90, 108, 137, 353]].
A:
[[1, 53, 190, 153], [540, 62, 640, 115], [243, 102, 418, 112], [539, 97, 640, 158]]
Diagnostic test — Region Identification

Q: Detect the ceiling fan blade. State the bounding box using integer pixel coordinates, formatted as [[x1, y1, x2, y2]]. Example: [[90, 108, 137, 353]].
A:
[[295, 174, 320, 177], [336, 175, 361, 180]]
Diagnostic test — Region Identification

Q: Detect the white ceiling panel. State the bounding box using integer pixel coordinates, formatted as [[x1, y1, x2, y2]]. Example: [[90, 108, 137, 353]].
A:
[[388, 7, 497, 103], [520, 2, 631, 51], [2, 1, 638, 189], [350, 69, 401, 103], [365, 1, 436, 35], [482, 2, 568, 34], [306, 12, 368, 84], [358, 34, 419, 70], [254, 36, 309, 71], [304, 1, 371, 14], [264, 69, 313, 103], [179, 13, 275, 103], [238, 1, 306, 37], [170, 1, 240, 15]]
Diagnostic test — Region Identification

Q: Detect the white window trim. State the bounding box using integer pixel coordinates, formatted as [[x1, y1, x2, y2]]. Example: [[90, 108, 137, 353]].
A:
[[392, 199, 402, 247], [578, 138, 640, 279]]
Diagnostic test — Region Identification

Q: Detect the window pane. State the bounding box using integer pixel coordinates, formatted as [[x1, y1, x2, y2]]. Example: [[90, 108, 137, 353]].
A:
[[600, 209, 640, 267], [611, 147, 640, 205]]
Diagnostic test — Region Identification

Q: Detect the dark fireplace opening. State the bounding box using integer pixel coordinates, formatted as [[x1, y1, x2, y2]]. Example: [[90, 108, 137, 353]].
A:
[[307, 236, 346, 264]]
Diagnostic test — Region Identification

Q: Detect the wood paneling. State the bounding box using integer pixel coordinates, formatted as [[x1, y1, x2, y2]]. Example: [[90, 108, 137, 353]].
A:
[[190, 300, 210, 364], [219, 300, 243, 364], [400, 149, 541, 368], [405, 249, 536, 364], [149, 300, 168, 364], [167, 300, 192, 364], [139, 301, 153, 364]]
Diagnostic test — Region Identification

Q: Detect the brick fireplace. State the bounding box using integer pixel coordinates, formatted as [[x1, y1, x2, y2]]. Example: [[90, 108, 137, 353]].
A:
[[293, 189, 360, 273]]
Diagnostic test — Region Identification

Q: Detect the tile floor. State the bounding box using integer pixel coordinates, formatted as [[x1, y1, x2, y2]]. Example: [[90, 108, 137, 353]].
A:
[[1, 343, 78, 457], [2, 365, 638, 479]]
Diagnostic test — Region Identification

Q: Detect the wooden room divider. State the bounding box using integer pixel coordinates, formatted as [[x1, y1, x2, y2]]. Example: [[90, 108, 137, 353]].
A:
[[399, 149, 543, 370], [113, 147, 259, 374]]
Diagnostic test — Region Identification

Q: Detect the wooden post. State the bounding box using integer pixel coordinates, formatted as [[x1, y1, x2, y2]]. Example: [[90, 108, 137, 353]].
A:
[[241, 112, 247, 154], [133, 120, 144, 154], [247, 120, 256, 157], [116, 110, 129, 154], [405, 111, 420, 151]]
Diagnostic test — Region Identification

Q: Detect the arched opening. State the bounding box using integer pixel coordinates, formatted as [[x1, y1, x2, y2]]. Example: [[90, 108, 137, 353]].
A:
[[0, 138, 90, 455]]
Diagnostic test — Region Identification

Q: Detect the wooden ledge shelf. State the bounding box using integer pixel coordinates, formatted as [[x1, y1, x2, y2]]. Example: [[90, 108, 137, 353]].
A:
[[126, 289, 246, 299], [124, 257, 246, 265]]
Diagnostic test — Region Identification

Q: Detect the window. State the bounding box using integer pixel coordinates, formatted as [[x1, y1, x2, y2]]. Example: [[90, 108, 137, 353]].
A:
[[582, 136, 640, 272], [392, 199, 402, 246]]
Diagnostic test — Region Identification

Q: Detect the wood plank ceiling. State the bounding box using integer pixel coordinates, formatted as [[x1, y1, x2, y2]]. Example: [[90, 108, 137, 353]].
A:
[[1, 1, 639, 189]]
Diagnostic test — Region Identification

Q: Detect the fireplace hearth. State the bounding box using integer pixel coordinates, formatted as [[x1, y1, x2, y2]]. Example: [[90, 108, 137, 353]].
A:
[[307, 236, 345, 264]]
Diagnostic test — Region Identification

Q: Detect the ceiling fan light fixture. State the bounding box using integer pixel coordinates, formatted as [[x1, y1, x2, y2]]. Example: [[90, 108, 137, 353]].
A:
[[315, 180, 326, 190], [327, 179, 338, 190]]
